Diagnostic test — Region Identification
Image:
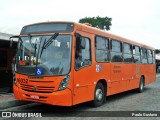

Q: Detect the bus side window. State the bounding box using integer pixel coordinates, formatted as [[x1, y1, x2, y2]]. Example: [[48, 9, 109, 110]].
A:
[[152, 50, 155, 64], [133, 46, 141, 63], [123, 43, 132, 63], [147, 49, 153, 64], [95, 36, 110, 62], [141, 48, 148, 64], [111, 40, 122, 62], [75, 37, 91, 69]]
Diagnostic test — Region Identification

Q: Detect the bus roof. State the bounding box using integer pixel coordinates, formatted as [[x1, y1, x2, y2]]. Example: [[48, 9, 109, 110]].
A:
[[23, 21, 155, 50], [74, 22, 155, 50]]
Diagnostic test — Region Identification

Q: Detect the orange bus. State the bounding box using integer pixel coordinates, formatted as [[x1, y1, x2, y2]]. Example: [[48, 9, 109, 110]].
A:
[[11, 21, 156, 107]]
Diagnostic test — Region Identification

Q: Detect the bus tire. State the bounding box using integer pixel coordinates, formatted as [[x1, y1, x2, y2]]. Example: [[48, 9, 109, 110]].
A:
[[137, 77, 144, 93], [91, 82, 105, 107]]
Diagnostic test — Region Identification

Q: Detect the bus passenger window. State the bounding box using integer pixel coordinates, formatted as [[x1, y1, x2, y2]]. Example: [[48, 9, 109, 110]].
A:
[[123, 43, 132, 63], [141, 48, 148, 64], [147, 50, 153, 64], [111, 40, 122, 62], [95, 36, 110, 62], [153, 50, 155, 64], [75, 37, 91, 69], [133, 46, 141, 63]]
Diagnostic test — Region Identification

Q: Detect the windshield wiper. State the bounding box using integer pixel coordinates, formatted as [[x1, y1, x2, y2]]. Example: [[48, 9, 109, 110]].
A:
[[39, 33, 59, 58], [43, 33, 59, 49]]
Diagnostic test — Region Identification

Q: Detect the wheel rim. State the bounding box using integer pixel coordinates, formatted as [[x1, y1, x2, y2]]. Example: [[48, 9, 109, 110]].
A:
[[95, 88, 103, 101]]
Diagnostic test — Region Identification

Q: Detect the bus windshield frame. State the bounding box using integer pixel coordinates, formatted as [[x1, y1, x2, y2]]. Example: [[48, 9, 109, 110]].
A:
[[16, 34, 72, 76]]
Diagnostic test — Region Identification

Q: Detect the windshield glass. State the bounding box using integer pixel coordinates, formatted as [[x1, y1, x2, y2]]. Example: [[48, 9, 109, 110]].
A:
[[16, 34, 72, 76]]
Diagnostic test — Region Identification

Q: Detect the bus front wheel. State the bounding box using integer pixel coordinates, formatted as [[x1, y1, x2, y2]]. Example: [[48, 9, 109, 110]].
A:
[[91, 82, 105, 107]]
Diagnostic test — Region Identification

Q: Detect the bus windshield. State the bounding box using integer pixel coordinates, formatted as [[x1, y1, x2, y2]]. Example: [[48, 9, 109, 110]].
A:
[[16, 34, 72, 76]]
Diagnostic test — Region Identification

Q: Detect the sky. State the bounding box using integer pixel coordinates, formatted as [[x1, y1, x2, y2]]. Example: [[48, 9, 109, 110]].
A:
[[0, 0, 160, 49]]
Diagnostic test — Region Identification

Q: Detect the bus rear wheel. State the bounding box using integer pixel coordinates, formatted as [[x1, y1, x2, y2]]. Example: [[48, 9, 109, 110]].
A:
[[137, 77, 144, 93], [91, 82, 105, 107]]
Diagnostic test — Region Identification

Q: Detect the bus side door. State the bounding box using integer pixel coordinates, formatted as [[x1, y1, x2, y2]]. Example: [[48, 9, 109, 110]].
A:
[[73, 32, 95, 105]]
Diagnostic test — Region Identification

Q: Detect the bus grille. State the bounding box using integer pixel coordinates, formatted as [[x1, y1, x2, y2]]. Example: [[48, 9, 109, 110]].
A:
[[20, 84, 55, 93]]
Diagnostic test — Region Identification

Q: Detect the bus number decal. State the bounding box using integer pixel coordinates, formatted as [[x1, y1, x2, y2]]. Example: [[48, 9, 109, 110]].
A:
[[17, 78, 28, 84]]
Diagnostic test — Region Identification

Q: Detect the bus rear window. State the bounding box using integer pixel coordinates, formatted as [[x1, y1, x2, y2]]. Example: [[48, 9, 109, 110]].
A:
[[21, 23, 74, 34]]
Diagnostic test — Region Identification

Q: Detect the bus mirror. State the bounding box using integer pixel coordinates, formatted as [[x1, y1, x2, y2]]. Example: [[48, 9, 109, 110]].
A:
[[9, 35, 19, 48]]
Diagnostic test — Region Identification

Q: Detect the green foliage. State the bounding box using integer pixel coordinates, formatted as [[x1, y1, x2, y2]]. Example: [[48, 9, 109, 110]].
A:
[[79, 16, 112, 30]]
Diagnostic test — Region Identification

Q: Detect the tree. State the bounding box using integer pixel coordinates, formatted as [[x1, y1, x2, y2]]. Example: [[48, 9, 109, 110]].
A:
[[79, 16, 112, 30]]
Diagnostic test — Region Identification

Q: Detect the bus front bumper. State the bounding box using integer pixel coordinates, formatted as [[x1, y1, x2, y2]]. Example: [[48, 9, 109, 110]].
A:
[[13, 85, 73, 106]]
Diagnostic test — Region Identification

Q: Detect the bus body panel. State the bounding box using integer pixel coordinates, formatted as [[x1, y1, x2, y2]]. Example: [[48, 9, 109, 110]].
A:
[[129, 64, 140, 89], [110, 63, 124, 94], [14, 73, 73, 106], [14, 84, 72, 106]]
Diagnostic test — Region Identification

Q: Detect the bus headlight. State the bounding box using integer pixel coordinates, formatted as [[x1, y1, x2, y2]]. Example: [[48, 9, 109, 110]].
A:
[[58, 75, 70, 90], [13, 79, 16, 84]]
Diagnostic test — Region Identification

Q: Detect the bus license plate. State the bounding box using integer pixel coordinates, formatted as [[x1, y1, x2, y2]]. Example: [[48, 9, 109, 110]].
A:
[[30, 95, 39, 99]]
